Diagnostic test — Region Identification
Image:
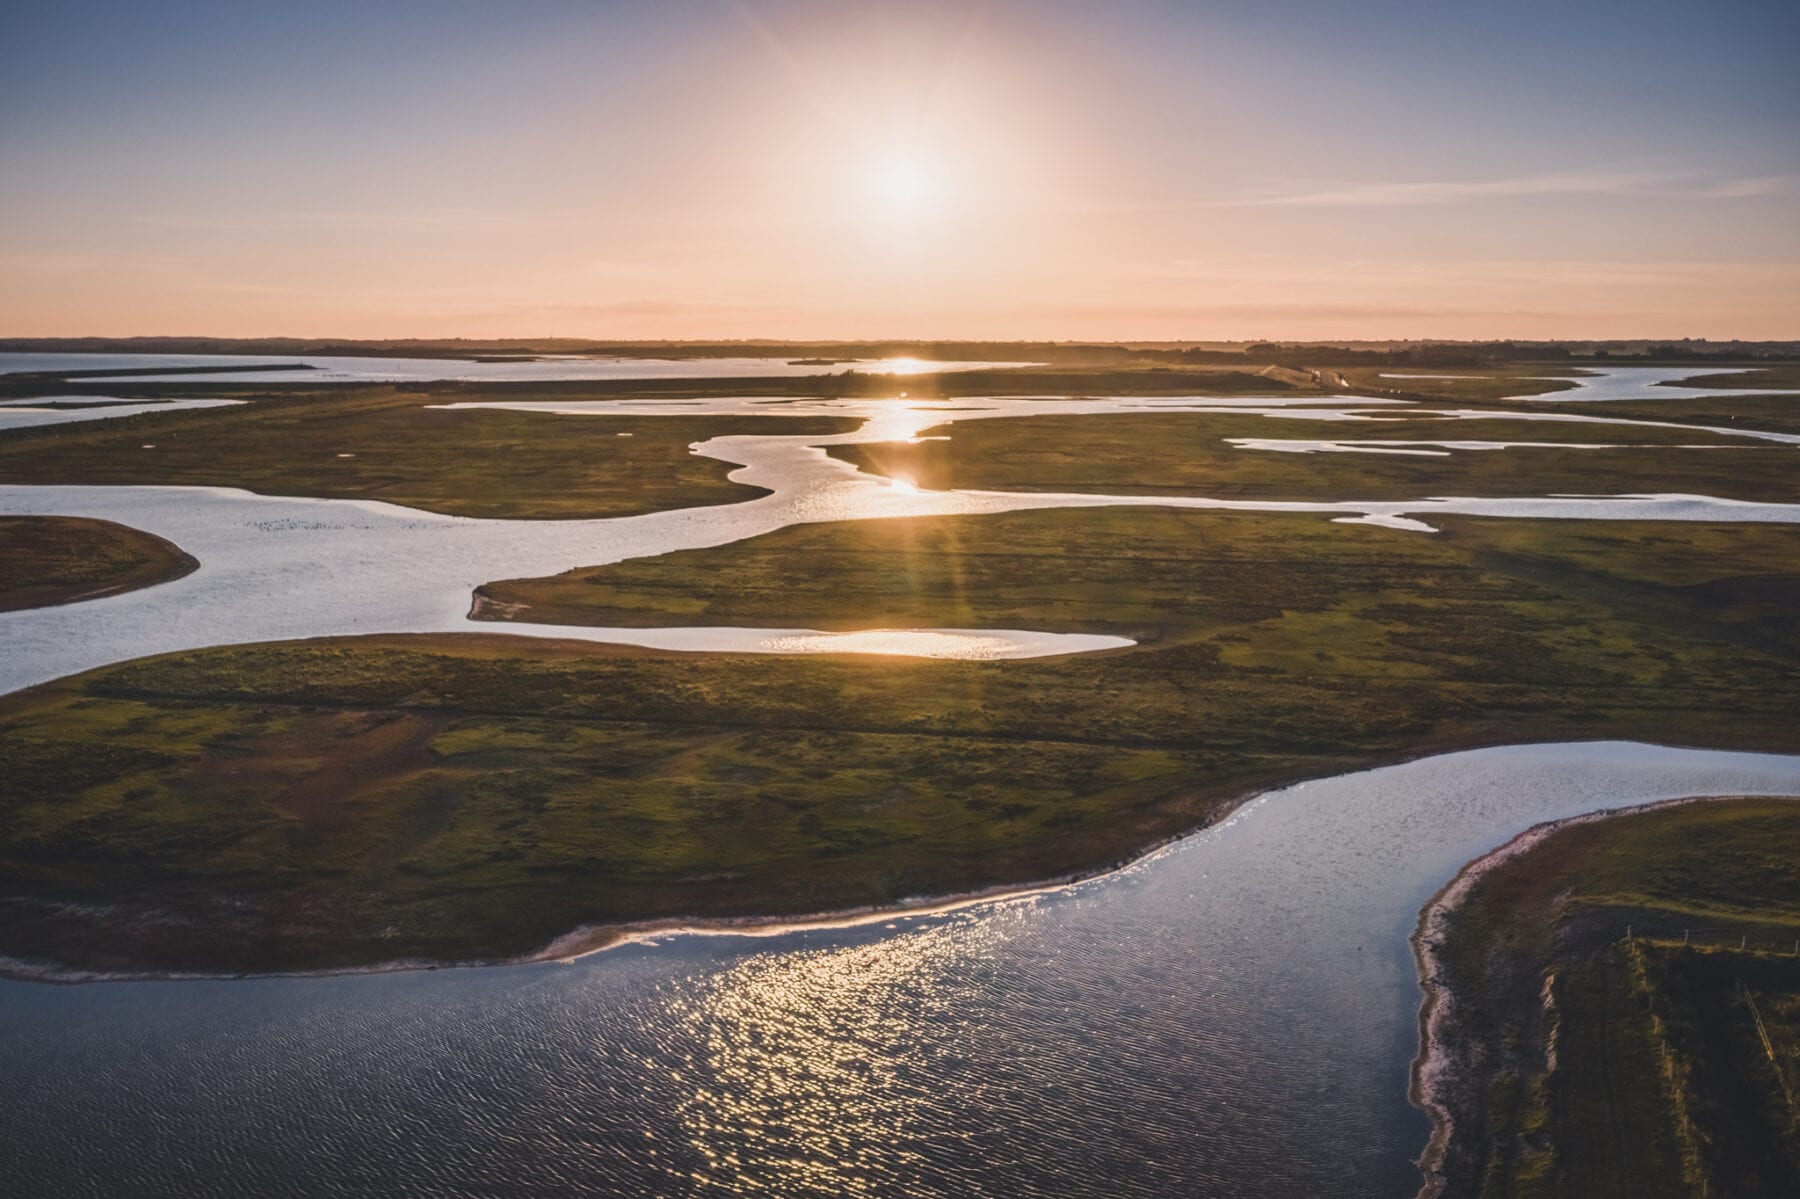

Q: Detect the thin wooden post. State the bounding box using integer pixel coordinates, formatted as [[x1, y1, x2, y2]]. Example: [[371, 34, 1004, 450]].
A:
[[1739, 978, 1799, 1117]]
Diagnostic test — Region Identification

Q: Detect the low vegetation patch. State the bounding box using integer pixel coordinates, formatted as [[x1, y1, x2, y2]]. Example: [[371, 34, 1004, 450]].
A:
[[1535, 392, 1800, 438], [3, 510, 1797, 974], [828, 410, 1800, 504], [1421, 799, 1800, 1198], [1670, 365, 1800, 394], [0, 388, 856, 518], [0, 515, 196, 611]]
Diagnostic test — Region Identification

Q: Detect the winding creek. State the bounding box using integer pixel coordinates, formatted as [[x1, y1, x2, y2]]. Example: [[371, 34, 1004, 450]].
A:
[[2, 363, 1797, 1195], [5, 387, 1800, 694]]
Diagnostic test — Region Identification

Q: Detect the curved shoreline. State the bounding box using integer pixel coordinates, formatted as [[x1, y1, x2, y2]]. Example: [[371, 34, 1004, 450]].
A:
[[0, 737, 1576, 987], [5, 741, 1784, 991], [1405, 792, 1771, 1199], [0, 848, 1173, 988], [10, 740, 1800, 1198], [0, 515, 199, 613], [0, 782, 1240, 988]]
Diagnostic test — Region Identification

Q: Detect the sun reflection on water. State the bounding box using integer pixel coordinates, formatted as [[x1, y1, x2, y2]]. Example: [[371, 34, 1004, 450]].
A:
[[873, 357, 931, 376], [757, 629, 1013, 659], [667, 918, 1005, 1194]]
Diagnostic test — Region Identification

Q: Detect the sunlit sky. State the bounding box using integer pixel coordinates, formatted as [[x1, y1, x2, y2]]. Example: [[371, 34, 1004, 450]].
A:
[[4, 0, 1797, 340]]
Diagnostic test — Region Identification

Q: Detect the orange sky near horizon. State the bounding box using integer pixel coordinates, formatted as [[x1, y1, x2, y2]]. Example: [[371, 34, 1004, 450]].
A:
[[4, 2, 1797, 342]]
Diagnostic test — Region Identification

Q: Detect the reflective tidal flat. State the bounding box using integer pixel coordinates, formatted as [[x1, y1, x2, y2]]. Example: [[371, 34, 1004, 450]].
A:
[[8, 744, 1799, 1198], [0, 352, 1032, 384], [7, 376, 1800, 694]]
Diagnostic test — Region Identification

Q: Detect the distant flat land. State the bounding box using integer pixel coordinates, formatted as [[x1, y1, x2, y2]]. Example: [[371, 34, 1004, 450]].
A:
[[0, 388, 856, 519], [4, 336, 1793, 371], [1673, 365, 1800, 393], [0, 515, 196, 611], [4, 510, 1797, 974], [831, 409, 1800, 504], [0, 364, 1312, 403], [1535, 393, 1800, 438], [1420, 798, 1800, 1198]]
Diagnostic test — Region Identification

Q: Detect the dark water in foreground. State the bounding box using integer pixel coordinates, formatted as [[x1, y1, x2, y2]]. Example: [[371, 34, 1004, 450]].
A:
[[6, 743, 1799, 1197]]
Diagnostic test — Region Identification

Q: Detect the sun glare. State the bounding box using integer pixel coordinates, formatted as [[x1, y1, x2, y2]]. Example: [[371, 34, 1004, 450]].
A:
[[868, 151, 940, 219]]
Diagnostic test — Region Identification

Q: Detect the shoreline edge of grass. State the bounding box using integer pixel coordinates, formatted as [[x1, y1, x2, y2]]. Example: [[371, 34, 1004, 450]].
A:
[[1405, 793, 1797, 1199]]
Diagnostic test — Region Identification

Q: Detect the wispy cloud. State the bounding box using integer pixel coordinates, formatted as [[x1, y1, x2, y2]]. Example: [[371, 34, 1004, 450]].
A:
[[131, 207, 620, 233], [1679, 174, 1800, 199], [1154, 257, 1800, 288], [1235, 171, 1800, 207]]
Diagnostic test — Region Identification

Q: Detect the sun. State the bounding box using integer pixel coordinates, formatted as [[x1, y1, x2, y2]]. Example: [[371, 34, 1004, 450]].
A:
[[867, 150, 940, 219]]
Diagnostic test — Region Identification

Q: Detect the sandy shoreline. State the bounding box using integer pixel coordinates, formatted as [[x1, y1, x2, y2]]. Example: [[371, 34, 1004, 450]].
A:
[[1405, 792, 1765, 1199], [0, 800, 1235, 987], [6, 728, 1689, 988], [1, 746, 1781, 994]]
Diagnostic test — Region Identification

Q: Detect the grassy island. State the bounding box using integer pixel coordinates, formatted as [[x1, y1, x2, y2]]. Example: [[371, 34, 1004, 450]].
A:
[[0, 388, 856, 518], [3, 508, 1797, 975], [1417, 798, 1800, 1198], [0, 515, 196, 611], [830, 409, 1800, 504]]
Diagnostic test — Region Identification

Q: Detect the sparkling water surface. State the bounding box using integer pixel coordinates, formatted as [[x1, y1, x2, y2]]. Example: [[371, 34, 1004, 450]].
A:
[[6, 744, 1799, 1197]]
